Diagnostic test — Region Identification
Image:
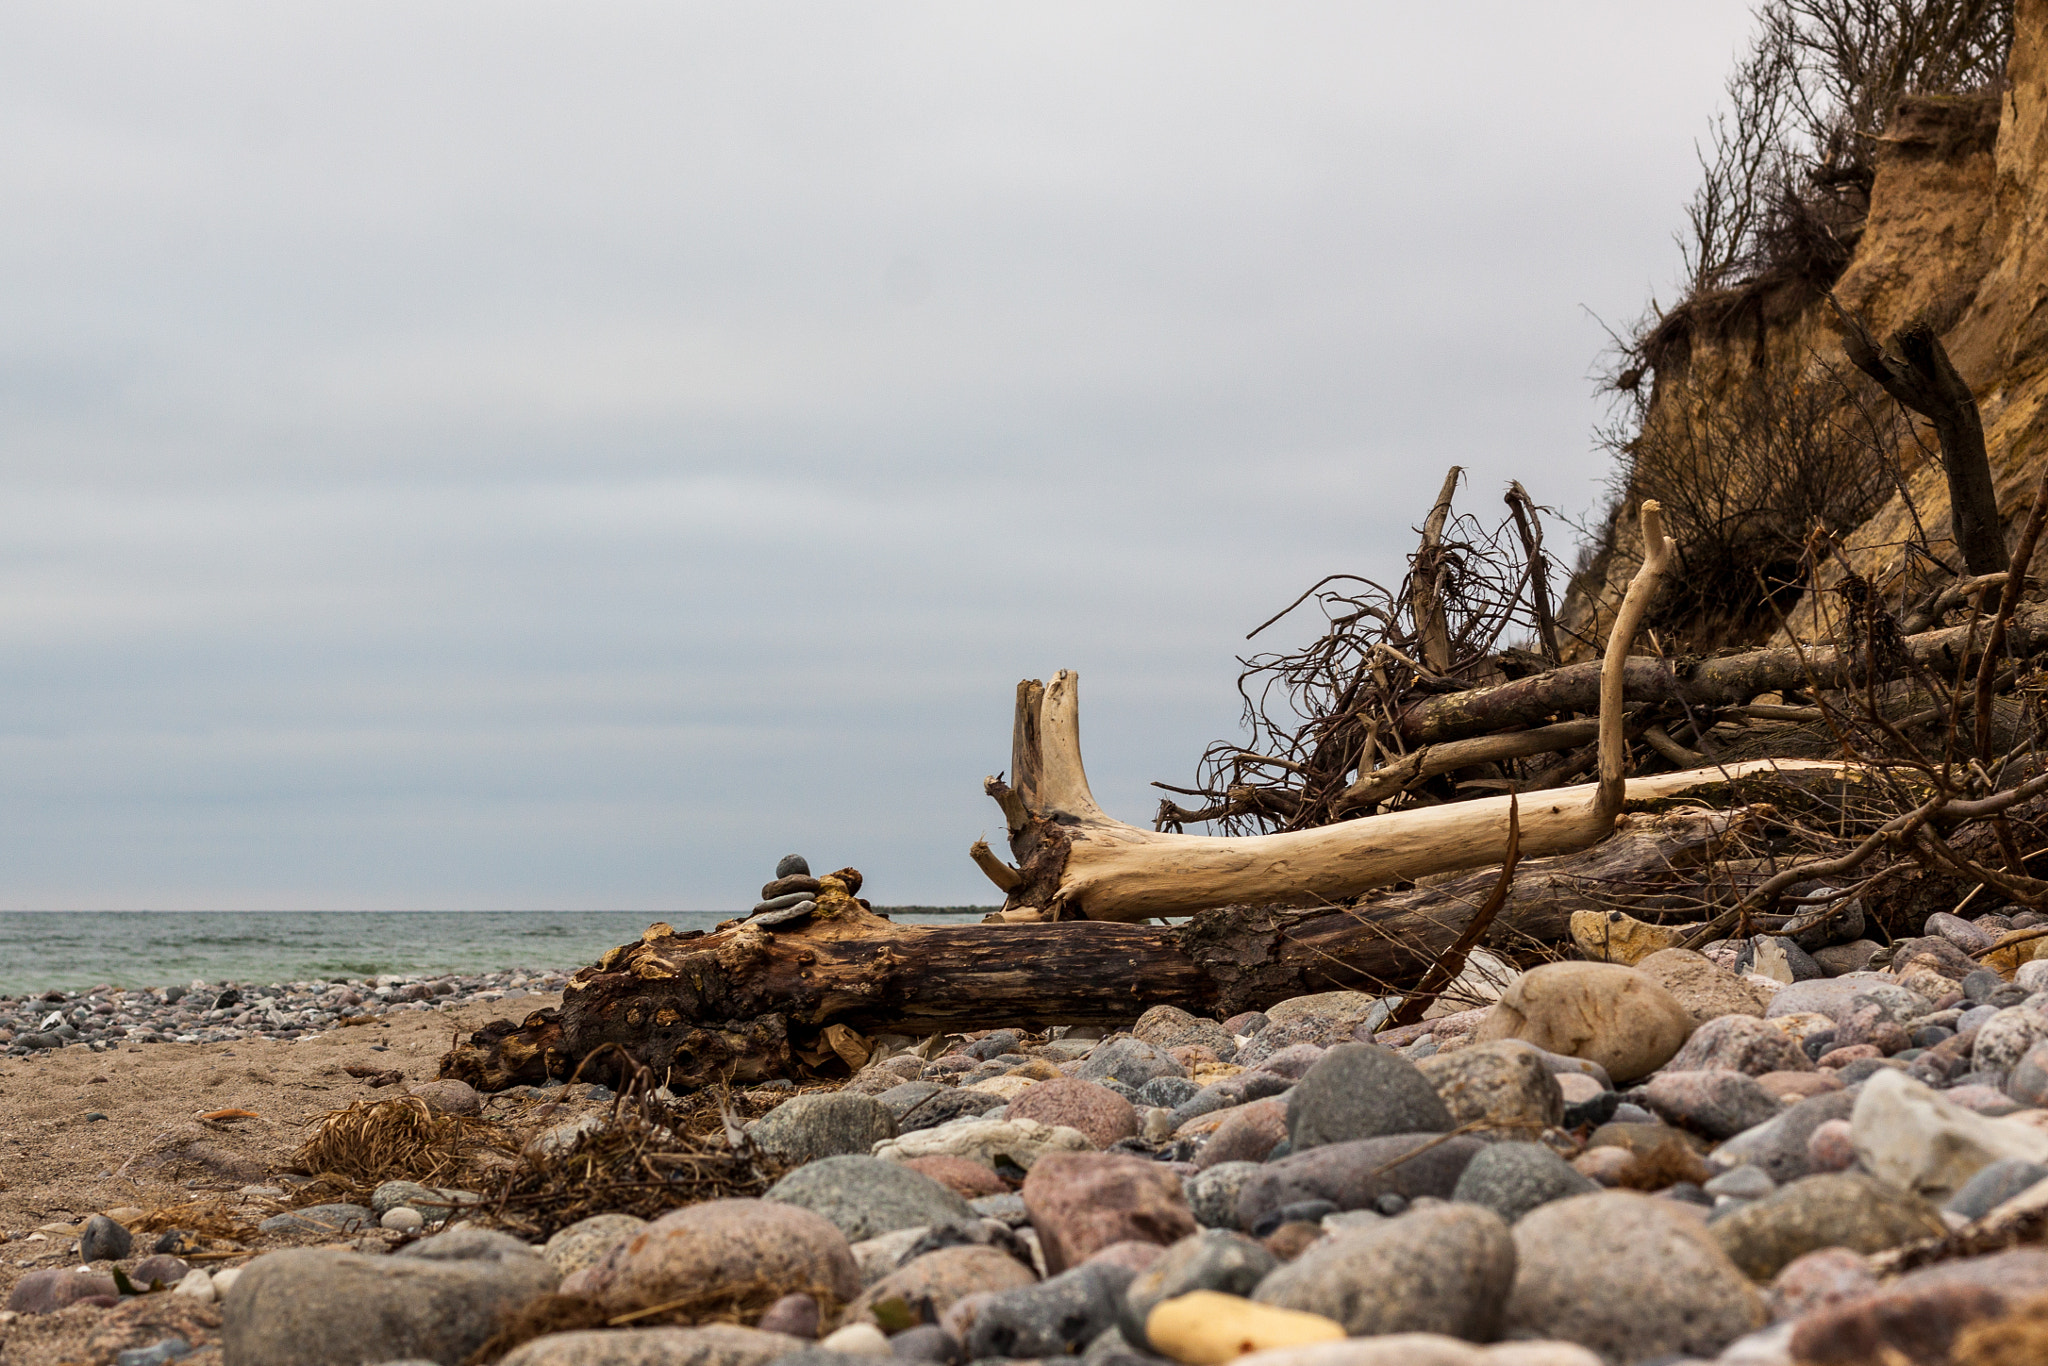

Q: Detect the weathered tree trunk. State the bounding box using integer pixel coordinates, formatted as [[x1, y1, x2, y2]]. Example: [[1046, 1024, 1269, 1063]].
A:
[[441, 805, 1764, 1091], [1844, 317, 2004, 585], [1393, 599, 2048, 746]]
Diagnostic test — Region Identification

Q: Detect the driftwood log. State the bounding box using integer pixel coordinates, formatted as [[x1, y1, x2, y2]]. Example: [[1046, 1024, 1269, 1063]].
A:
[[441, 801, 1772, 1091]]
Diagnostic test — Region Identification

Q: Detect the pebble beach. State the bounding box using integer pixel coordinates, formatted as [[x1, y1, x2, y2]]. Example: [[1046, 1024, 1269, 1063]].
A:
[[10, 883, 2048, 1366]]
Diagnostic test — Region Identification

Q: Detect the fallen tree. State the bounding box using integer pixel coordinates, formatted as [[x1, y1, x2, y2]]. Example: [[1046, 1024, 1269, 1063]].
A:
[[441, 800, 1774, 1091]]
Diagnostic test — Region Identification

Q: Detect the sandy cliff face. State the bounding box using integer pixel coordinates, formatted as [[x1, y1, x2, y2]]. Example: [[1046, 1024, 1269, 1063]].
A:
[[1571, 0, 2048, 649]]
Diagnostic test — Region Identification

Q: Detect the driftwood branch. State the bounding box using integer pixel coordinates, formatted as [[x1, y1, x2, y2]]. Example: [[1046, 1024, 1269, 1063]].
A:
[[1396, 599, 2048, 746]]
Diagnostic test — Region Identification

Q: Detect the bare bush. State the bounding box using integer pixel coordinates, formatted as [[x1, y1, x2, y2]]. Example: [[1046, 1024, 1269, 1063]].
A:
[[1624, 0, 2011, 383], [1605, 360, 1906, 646]]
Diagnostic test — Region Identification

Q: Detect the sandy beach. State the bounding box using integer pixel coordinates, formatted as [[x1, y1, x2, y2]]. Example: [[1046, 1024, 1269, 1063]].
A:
[[0, 989, 563, 1364]]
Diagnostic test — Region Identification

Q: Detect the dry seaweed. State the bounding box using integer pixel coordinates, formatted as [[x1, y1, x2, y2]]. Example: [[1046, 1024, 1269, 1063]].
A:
[[472, 1061, 789, 1241], [289, 1095, 522, 1205], [128, 1199, 260, 1244]]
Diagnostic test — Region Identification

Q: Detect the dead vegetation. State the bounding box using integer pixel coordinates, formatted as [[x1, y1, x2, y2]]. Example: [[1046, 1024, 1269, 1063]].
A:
[[289, 1095, 522, 1206], [474, 1066, 787, 1242], [1622, 0, 2011, 385]]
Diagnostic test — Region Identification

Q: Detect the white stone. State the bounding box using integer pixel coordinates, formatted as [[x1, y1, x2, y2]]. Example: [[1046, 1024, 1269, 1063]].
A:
[[1711, 1320, 1794, 1365], [170, 1268, 215, 1302], [849, 1225, 929, 1286], [870, 1115, 1094, 1169], [381, 1207, 424, 1231], [2018, 960, 2048, 994], [1850, 1069, 2048, 1200], [210, 1266, 244, 1298], [821, 1322, 891, 1355]]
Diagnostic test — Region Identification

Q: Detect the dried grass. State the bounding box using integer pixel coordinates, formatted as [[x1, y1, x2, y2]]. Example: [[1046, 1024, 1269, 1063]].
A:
[[127, 1199, 260, 1244], [289, 1095, 521, 1205], [1952, 1290, 2048, 1366]]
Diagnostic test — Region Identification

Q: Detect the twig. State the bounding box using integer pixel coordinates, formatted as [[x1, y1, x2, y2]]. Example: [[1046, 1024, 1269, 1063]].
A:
[[1384, 795, 1520, 1029]]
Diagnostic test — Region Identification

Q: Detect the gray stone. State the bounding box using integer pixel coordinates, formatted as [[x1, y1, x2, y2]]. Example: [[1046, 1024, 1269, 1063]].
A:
[[1253, 1202, 1515, 1340], [1766, 975, 1888, 1020], [776, 854, 811, 879], [1927, 912, 1996, 954], [1734, 935, 1824, 983], [1132, 1005, 1238, 1062], [1185, 1162, 1264, 1230], [221, 1242, 557, 1366], [745, 1093, 898, 1163], [499, 1324, 798, 1366], [257, 1203, 375, 1236], [78, 1214, 133, 1262], [1705, 1165, 1777, 1200], [1812, 941, 1885, 977], [1710, 1088, 1859, 1185], [971, 1193, 1028, 1226], [1072, 1039, 1187, 1089], [767, 1155, 974, 1242], [897, 1087, 1007, 1133], [1235, 1133, 1487, 1231], [1505, 1191, 1764, 1364], [1286, 1044, 1454, 1151], [1642, 1070, 1783, 1140], [966, 1263, 1133, 1360], [1707, 1173, 1947, 1279], [369, 1181, 478, 1221], [1119, 1229, 1278, 1348], [1450, 1141, 1598, 1224], [875, 1080, 946, 1120], [1136, 1077, 1202, 1110], [1785, 897, 1866, 950], [1945, 1157, 2048, 1221]]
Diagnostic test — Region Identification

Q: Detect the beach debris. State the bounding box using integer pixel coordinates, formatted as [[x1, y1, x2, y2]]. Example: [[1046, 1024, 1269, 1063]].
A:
[[289, 1095, 519, 1203]]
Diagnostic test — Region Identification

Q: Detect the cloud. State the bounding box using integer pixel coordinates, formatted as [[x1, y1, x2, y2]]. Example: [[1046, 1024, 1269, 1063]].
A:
[[0, 1, 1757, 908]]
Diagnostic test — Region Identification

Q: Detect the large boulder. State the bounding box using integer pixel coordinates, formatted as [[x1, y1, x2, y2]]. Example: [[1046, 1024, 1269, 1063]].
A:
[[222, 1230, 557, 1366], [1850, 1069, 2048, 1201], [1417, 1040, 1563, 1135], [1504, 1191, 1763, 1363], [1021, 1152, 1198, 1273], [578, 1199, 859, 1317], [1472, 963, 1694, 1083], [1287, 1045, 1454, 1150], [765, 1155, 974, 1242], [1707, 1173, 1946, 1279], [1253, 1203, 1516, 1341], [743, 1093, 897, 1164]]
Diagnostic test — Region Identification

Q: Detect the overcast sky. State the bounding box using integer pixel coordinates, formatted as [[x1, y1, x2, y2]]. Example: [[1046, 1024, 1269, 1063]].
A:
[[0, 2, 1761, 911]]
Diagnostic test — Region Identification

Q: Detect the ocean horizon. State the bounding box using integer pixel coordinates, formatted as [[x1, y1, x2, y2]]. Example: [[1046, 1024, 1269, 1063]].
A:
[[0, 907, 991, 998]]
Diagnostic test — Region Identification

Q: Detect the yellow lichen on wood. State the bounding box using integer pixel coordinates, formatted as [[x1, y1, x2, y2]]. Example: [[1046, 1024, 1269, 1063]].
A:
[[1146, 1291, 1345, 1365]]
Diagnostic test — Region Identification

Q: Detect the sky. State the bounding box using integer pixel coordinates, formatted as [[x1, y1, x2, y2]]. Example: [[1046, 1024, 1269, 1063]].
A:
[[0, 2, 1764, 911]]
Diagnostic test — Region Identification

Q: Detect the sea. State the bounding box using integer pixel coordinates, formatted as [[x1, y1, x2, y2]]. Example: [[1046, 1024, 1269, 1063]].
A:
[[0, 908, 991, 998]]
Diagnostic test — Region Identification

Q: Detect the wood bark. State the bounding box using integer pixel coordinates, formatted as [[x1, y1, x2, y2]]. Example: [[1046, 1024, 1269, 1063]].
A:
[[440, 805, 1761, 1090], [1843, 317, 2004, 584]]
